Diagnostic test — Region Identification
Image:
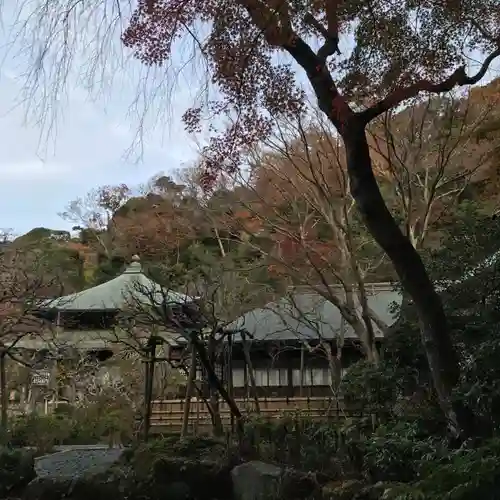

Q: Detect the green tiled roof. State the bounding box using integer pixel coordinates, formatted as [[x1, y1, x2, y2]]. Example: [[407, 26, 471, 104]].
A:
[[38, 255, 191, 311], [227, 283, 402, 342]]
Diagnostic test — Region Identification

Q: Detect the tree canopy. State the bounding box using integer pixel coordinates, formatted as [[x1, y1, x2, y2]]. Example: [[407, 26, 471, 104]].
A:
[[120, 0, 500, 174]]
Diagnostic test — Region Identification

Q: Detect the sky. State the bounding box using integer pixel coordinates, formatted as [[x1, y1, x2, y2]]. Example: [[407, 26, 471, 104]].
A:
[[0, 3, 499, 237], [0, 1, 203, 236]]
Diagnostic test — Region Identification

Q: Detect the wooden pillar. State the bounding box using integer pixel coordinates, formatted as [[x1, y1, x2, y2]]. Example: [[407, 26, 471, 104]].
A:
[[299, 344, 305, 397], [241, 332, 259, 413], [287, 364, 293, 398], [181, 343, 197, 437], [0, 351, 8, 431], [228, 333, 234, 434], [143, 340, 156, 442]]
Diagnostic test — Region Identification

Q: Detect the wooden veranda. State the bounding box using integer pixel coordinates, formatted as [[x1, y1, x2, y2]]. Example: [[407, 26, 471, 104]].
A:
[[149, 396, 363, 434]]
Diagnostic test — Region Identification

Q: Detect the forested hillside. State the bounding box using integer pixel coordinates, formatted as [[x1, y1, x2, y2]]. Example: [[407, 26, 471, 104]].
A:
[[6, 78, 499, 303]]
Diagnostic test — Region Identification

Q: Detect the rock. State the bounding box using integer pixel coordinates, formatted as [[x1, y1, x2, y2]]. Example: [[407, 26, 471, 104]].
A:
[[34, 448, 125, 479], [0, 447, 36, 498], [231, 461, 282, 500], [22, 471, 122, 500], [23, 477, 73, 500], [231, 461, 320, 500]]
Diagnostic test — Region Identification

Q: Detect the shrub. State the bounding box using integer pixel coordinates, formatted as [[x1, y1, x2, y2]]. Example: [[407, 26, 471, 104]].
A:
[[7, 400, 135, 451], [243, 414, 347, 477], [341, 360, 400, 417], [458, 335, 500, 436], [8, 414, 72, 453], [126, 434, 230, 469], [120, 435, 235, 500], [359, 421, 446, 483], [388, 438, 500, 500]]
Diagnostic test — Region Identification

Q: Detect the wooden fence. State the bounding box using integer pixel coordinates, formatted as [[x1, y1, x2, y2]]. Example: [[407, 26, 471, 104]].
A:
[[150, 397, 363, 434]]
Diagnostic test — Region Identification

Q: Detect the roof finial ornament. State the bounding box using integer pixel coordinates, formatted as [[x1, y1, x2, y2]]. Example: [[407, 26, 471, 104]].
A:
[[124, 254, 142, 274]]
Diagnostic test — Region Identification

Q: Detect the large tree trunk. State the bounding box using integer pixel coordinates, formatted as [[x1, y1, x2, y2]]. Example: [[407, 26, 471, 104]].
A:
[[241, 332, 260, 413], [0, 352, 7, 433], [341, 121, 474, 438], [191, 335, 244, 437], [279, 41, 469, 432]]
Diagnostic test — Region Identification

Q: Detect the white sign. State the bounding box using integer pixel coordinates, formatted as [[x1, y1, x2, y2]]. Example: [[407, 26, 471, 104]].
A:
[[31, 370, 50, 386]]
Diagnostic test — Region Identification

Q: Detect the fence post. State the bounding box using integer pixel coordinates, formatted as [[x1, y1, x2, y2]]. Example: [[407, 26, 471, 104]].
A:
[[143, 340, 157, 442]]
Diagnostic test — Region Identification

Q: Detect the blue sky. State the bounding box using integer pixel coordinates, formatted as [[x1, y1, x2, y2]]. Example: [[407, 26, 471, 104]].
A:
[[0, 3, 498, 237]]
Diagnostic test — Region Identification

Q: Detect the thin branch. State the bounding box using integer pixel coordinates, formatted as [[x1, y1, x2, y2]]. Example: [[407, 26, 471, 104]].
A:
[[359, 46, 500, 124]]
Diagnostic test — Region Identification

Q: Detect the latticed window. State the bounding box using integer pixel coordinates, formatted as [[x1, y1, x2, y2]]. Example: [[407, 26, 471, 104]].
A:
[[214, 358, 225, 385], [197, 358, 226, 387]]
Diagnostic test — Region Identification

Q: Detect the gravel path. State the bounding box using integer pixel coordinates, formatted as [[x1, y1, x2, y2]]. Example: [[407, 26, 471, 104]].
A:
[[35, 447, 125, 479]]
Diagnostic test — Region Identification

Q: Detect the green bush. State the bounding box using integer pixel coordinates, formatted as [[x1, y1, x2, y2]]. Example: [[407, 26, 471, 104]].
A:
[[69, 391, 136, 444], [243, 414, 348, 477], [359, 422, 446, 483], [119, 435, 234, 500], [8, 414, 72, 453], [341, 360, 400, 417], [387, 438, 500, 500], [126, 434, 230, 469], [457, 334, 500, 436], [7, 400, 135, 451]]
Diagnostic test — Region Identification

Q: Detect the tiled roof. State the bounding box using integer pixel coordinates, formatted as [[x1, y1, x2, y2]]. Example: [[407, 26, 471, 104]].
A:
[[227, 283, 402, 342], [36, 255, 191, 311]]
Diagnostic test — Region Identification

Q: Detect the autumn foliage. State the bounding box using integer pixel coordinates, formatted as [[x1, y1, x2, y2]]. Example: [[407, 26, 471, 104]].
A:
[[121, 0, 499, 185]]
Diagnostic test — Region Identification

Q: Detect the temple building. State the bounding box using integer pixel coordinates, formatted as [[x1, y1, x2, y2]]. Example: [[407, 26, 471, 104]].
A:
[[224, 283, 402, 398], [8, 255, 190, 413]]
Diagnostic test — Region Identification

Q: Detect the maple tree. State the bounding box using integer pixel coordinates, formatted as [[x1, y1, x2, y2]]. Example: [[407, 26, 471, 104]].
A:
[[10, 229, 86, 295], [473, 79, 500, 214], [111, 175, 229, 265], [112, 192, 194, 262], [119, 0, 500, 438]]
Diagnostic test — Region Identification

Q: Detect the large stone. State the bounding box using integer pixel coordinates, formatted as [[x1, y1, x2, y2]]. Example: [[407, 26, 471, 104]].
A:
[[231, 461, 320, 500], [21, 460, 130, 500], [231, 461, 282, 500]]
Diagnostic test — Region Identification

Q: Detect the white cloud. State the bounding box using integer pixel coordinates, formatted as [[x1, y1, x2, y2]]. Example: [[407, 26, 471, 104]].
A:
[[0, 160, 69, 181]]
